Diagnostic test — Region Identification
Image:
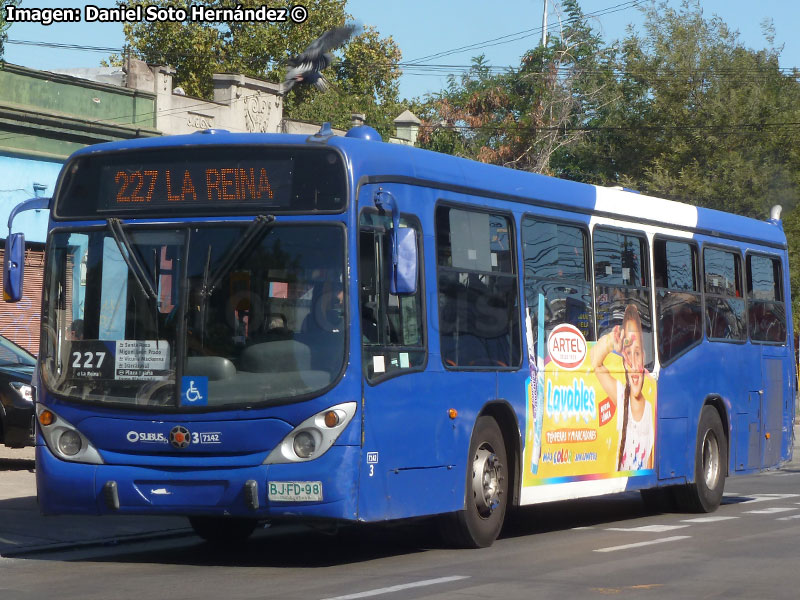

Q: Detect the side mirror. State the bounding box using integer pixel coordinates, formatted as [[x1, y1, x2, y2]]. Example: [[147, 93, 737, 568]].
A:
[[391, 227, 417, 295], [374, 189, 418, 295], [3, 232, 25, 302]]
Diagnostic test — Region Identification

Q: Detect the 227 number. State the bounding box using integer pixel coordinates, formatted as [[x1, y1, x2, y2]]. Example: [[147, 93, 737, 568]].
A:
[[71, 351, 106, 370]]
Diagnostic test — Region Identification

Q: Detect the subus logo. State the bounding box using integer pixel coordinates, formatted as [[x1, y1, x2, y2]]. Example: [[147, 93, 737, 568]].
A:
[[126, 431, 168, 444], [547, 324, 587, 370]]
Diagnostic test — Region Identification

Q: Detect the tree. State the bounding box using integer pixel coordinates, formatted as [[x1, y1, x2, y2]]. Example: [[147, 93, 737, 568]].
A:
[[781, 209, 800, 334], [556, 0, 800, 220], [0, 1, 21, 59], [416, 0, 612, 174], [550, 0, 800, 326], [113, 0, 404, 137]]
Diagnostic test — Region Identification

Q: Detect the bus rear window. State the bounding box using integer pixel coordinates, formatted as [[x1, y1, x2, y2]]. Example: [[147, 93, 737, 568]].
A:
[[54, 146, 347, 218]]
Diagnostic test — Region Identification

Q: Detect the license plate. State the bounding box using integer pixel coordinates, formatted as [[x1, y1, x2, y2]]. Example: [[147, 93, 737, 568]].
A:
[[268, 481, 323, 502]]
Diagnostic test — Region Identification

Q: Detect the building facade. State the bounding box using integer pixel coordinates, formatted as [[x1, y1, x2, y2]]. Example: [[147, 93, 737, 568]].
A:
[[0, 62, 158, 353]]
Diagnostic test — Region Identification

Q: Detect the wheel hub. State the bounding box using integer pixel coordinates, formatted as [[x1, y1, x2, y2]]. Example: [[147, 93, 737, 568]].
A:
[[702, 430, 720, 489], [472, 444, 503, 518]]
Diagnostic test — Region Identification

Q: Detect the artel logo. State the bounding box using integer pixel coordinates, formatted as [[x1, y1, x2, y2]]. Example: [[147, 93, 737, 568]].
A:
[[547, 324, 587, 370]]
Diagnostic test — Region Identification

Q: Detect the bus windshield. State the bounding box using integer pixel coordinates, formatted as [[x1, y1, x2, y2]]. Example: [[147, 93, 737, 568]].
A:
[[41, 222, 345, 410]]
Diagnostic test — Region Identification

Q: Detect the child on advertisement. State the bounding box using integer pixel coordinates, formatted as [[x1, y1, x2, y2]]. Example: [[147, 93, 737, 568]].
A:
[[591, 303, 655, 471]]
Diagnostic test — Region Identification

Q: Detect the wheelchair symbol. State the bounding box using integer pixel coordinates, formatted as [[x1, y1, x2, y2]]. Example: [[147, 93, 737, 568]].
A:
[[185, 380, 203, 403]]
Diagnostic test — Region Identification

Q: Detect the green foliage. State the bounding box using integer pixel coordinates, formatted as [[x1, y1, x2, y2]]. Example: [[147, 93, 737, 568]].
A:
[[114, 0, 404, 135], [557, 0, 800, 220], [415, 0, 612, 173], [782, 208, 800, 334], [416, 0, 800, 328], [284, 25, 405, 137], [0, 1, 21, 59]]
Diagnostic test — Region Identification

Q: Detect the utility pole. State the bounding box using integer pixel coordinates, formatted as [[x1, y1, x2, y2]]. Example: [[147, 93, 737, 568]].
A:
[[541, 0, 548, 47]]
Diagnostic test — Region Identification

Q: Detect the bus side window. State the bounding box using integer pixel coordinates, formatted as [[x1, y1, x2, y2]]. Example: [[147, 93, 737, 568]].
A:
[[747, 254, 787, 344], [654, 238, 702, 363], [435, 206, 521, 369], [703, 247, 746, 342], [359, 212, 426, 381], [593, 227, 654, 370], [521, 217, 594, 346]]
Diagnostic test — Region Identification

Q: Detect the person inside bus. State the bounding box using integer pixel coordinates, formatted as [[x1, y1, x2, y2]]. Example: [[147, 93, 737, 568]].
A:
[[591, 303, 656, 471], [298, 280, 345, 376], [69, 319, 84, 340]]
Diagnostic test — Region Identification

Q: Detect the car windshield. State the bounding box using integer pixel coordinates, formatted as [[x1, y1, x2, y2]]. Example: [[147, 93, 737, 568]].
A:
[[0, 335, 35, 367], [41, 223, 346, 410]]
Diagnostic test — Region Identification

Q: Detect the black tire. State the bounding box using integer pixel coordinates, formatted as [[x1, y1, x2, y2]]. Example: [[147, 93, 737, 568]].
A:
[[674, 405, 727, 513], [439, 416, 508, 548], [188, 516, 258, 544]]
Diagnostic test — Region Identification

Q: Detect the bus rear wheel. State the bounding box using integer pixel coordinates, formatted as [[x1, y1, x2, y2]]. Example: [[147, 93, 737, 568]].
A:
[[675, 405, 727, 513], [440, 416, 508, 548], [189, 516, 258, 544]]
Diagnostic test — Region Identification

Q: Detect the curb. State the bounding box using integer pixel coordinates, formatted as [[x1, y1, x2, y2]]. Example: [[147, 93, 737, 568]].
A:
[[1, 528, 195, 558]]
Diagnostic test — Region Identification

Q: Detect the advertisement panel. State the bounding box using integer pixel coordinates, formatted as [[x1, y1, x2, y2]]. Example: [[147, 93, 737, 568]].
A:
[[522, 302, 657, 492]]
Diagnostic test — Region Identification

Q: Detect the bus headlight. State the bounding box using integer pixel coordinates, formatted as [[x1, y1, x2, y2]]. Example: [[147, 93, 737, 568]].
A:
[[265, 402, 357, 464], [36, 405, 104, 465], [292, 430, 318, 459], [57, 430, 82, 456]]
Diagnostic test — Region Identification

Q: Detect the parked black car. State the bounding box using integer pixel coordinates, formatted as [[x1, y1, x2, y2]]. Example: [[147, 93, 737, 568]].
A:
[[0, 334, 35, 448]]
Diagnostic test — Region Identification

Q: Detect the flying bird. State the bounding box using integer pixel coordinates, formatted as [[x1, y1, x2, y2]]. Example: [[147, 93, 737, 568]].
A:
[[282, 24, 358, 94]]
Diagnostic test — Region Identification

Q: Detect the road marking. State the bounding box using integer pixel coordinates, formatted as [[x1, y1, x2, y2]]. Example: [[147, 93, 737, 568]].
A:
[[606, 524, 690, 533], [681, 516, 740, 523], [733, 493, 800, 504], [591, 584, 664, 593], [744, 507, 798, 515], [776, 514, 800, 521], [320, 576, 471, 600], [594, 536, 691, 553]]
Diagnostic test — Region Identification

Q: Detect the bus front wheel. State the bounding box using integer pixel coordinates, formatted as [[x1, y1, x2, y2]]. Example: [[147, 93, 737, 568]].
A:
[[440, 416, 508, 548], [189, 516, 258, 544], [675, 405, 727, 513]]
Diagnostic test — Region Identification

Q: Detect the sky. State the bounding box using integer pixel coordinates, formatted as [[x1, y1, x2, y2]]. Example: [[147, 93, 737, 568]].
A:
[[2, 0, 798, 100]]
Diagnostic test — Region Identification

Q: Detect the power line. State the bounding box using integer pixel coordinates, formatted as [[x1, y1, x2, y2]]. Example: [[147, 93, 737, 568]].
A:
[[6, 39, 123, 53], [418, 120, 800, 135], [404, 0, 646, 65], [9, 37, 794, 84]]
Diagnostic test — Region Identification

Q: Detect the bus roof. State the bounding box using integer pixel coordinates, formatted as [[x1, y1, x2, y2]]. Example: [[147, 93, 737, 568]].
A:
[[70, 130, 786, 249]]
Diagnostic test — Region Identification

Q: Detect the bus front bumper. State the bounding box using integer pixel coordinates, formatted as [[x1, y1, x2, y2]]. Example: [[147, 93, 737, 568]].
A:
[[35, 444, 360, 521]]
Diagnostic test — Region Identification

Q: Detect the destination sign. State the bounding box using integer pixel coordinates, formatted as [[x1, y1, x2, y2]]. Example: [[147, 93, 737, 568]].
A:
[[54, 146, 348, 218], [100, 159, 292, 208]]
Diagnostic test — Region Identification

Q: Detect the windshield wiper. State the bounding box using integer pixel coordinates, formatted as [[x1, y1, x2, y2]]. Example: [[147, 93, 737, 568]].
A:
[[200, 214, 275, 299], [106, 218, 159, 302]]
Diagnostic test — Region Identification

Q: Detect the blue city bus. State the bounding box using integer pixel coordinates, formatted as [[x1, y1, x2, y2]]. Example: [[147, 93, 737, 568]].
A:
[[5, 125, 795, 547]]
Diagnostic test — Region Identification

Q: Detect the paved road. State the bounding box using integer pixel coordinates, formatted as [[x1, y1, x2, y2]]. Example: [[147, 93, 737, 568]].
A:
[[2, 464, 800, 600], [0, 446, 189, 555]]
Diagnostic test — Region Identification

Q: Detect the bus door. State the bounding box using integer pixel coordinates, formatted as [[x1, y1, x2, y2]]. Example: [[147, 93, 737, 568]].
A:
[[357, 208, 460, 520], [747, 253, 790, 467], [759, 354, 785, 467]]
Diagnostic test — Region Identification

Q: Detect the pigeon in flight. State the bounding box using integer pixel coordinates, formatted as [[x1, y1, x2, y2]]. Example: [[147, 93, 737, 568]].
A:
[[282, 24, 358, 93]]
